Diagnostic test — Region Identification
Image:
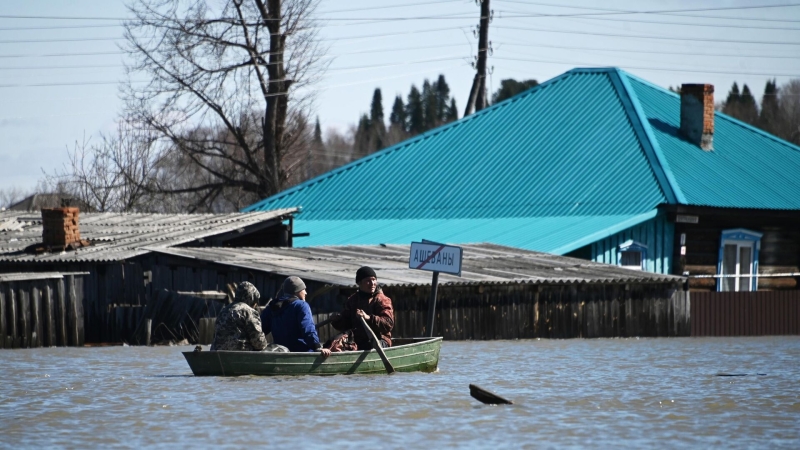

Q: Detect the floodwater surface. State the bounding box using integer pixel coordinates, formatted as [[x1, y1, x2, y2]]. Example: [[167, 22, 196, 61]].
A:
[[1, 337, 799, 448]]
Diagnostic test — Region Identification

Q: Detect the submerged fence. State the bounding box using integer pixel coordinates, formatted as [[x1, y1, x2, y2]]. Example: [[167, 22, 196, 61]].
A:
[[390, 283, 689, 339], [691, 290, 800, 336], [0, 274, 85, 349]]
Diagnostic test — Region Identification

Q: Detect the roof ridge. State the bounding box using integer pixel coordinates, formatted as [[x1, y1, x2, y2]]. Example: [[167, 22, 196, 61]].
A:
[[611, 68, 686, 204], [620, 69, 800, 154], [243, 71, 581, 212]]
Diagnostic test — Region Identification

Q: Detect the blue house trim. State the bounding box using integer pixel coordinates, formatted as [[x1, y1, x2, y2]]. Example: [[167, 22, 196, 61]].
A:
[[589, 213, 674, 274]]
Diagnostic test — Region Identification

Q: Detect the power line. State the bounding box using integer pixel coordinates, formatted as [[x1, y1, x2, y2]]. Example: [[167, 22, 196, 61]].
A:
[[493, 56, 800, 77], [495, 24, 800, 45], [496, 41, 800, 60], [495, 0, 800, 16], [0, 0, 466, 22], [498, 8, 800, 30]]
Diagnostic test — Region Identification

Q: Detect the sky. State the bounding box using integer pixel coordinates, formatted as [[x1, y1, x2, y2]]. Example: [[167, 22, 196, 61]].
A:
[[1, 0, 799, 194]]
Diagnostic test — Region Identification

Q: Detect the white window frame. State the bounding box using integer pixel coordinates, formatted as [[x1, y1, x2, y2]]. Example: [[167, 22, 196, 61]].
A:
[[717, 228, 762, 292], [617, 240, 647, 271]]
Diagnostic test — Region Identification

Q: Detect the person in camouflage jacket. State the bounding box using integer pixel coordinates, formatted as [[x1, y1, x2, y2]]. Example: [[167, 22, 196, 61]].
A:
[[210, 281, 270, 351]]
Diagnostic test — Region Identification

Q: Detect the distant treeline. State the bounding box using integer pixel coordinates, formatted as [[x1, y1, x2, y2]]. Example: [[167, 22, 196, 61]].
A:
[[308, 77, 539, 179]]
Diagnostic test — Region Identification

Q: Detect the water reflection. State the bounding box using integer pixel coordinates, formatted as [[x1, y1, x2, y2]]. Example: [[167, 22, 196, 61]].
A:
[[1, 337, 799, 448]]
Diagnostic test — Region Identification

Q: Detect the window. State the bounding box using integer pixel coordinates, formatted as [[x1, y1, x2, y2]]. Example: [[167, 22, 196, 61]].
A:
[[618, 240, 647, 270], [717, 229, 761, 292]]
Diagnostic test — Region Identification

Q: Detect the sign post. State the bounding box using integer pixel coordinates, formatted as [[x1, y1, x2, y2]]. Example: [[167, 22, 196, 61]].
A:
[[409, 240, 463, 337]]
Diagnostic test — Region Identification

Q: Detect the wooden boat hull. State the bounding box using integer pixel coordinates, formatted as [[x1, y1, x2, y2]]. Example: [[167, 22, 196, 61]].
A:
[[182, 337, 442, 376]]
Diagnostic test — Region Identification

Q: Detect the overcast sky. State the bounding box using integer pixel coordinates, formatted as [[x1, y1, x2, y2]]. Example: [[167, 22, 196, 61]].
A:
[[1, 0, 798, 193]]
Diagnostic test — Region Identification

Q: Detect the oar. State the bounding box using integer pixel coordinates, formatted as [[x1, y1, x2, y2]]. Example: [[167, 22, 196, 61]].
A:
[[469, 384, 513, 405], [359, 316, 395, 374]]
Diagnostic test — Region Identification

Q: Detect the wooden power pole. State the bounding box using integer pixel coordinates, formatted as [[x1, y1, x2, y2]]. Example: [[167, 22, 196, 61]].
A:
[[464, 0, 491, 117]]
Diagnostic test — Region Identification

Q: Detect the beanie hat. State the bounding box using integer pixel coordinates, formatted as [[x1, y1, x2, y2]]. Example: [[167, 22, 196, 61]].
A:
[[355, 266, 377, 283], [236, 281, 260, 305], [282, 276, 306, 294]]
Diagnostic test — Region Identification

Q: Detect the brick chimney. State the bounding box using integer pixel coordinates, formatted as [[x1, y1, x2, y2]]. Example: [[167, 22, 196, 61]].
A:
[[680, 83, 714, 151], [41, 207, 81, 247]]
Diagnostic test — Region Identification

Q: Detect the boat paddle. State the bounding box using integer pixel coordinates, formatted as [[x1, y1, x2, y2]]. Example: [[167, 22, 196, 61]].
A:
[[469, 384, 513, 405], [359, 316, 395, 374]]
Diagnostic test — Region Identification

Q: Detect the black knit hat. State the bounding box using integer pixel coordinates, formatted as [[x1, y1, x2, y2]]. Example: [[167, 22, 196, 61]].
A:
[[355, 266, 377, 283]]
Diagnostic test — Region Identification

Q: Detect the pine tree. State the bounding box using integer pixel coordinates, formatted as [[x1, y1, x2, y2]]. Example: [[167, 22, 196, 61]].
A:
[[369, 88, 386, 152], [406, 85, 425, 135], [739, 84, 759, 124], [389, 95, 406, 132], [447, 98, 458, 122], [354, 113, 372, 158], [491, 79, 539, 104], [434, 74, 451, 125], [309, 116, 324, 178], [421, 79, 437, 131], [760, 79, 780, 135]]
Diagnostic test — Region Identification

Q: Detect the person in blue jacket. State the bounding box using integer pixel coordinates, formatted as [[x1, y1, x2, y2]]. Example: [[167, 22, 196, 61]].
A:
[[261, 276, 331, 356]]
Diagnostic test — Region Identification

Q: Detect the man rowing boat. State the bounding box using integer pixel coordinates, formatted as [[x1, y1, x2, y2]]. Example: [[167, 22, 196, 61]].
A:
[[330, 266, 394, 350]]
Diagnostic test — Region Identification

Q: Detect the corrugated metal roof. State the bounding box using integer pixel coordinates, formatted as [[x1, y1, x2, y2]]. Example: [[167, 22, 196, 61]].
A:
[[625, 74, 800, 209], [243, 68, 800, 253], [246, 69, 667, 219], [0, 208, 296, 263], [150, 243, 683, 288], [288, 210, 658, 254], [0, 272, 76, 282]]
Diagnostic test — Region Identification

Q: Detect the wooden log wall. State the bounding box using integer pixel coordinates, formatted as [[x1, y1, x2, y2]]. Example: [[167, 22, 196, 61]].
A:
[[674, 211, 800, 291], [691, 290, 800, 336], [0, 275, 84, 348]]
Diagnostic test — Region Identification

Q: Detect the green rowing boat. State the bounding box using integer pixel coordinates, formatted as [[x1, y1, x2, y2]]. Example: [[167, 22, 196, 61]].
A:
[[183, 337, 442, 376]]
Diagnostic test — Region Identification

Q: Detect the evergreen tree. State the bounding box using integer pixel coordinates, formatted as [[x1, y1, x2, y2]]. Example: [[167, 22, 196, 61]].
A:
[[354, 113, 372, 157], [760, 79, 780, 135], [389, 95, 406, 132], [405, 85, 425, 135], [724, 82, 741, 106], [447, 98, 458, 122], [491, 79, 539, 104], [421, 79, 437, 131], [369, 88, 386, 151], [309, 116, 324, 178], [738, 84, 759, 125], [434, 74, 451, 124], [313, 117, 323, 148]]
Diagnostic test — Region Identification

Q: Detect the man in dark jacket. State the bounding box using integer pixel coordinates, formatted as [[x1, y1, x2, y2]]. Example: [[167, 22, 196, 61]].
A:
[[210, 281, 269, 351], [331, 266, 394, 349], [261, 276, 331, 356]]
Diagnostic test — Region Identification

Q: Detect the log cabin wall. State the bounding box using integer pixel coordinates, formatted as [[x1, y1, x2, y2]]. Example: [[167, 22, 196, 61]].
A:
[[670, 208, 800, 291]]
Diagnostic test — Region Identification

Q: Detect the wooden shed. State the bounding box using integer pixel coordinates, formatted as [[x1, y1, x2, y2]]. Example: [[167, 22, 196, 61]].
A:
[[150, 243, 689, 342]]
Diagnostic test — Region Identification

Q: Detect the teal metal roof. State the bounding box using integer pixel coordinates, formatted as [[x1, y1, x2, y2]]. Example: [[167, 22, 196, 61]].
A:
[[290, 211, 658, 254], [247, 69, 668, 219], [624, 75, 800, 209], [246, 67, 800, 252]]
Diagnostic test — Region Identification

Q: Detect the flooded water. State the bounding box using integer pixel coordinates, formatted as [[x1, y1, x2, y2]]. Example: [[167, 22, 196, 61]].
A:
[[2, 337, 799, 448]]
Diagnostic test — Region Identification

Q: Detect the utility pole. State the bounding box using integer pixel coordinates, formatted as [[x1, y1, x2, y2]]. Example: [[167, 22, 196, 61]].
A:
[[464, 0, 491, 117]]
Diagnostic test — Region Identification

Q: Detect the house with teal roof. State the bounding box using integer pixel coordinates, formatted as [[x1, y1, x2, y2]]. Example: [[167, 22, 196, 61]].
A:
[[245, 68, 800, 292]]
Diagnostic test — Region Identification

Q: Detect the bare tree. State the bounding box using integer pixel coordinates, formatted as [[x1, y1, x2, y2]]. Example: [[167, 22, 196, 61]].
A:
[[778, 79, 800, 145], [123, 0, 327, 210], [42, 125, 159, 212]]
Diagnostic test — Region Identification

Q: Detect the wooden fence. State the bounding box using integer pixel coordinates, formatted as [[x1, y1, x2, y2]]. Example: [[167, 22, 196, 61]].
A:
[[389, 284, 689, 339], [691, 290, 800, 336], [0, 275, 84, 349]]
